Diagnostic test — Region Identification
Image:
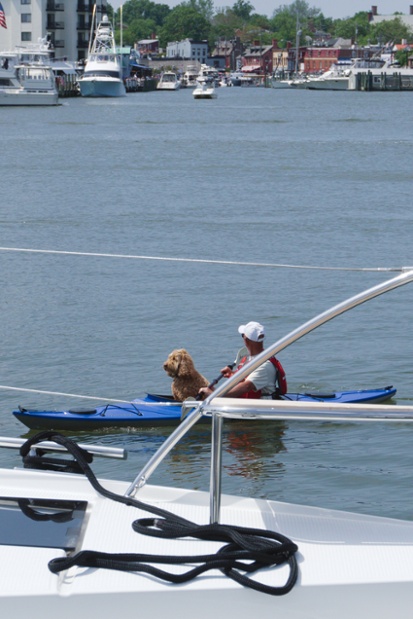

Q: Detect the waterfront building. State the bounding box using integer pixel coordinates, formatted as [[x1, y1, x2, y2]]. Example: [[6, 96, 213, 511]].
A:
[[166, 39, 208, 64], [303, 39, 367, 74], [368, 4, 413, 28], [242, 40, 276, 74], [136, 38, 159, 59], [0, 0, 108, 61]]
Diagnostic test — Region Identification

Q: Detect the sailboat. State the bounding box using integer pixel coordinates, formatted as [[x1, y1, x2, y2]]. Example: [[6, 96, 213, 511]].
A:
[[78, 11, 125, 98]]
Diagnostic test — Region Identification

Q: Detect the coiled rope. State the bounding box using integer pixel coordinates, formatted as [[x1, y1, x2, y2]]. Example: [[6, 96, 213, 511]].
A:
[[21, 431, 299, 596]]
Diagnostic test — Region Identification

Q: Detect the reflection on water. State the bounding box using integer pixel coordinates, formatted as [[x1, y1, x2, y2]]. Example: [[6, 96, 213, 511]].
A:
[[224, 421, 287, 479]]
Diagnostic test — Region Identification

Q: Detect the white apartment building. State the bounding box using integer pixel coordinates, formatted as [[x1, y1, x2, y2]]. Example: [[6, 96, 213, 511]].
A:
[[166, 38, 208, 63], [0, 0, 108, 61]]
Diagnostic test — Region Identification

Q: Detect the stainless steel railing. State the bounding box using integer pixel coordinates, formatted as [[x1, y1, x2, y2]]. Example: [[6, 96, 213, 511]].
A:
[[125, 268, 413, 523]]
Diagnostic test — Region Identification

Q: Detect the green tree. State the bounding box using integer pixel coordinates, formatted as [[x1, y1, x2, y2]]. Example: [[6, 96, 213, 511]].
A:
[[269, 1, 323, 45], [122, 18, 158, 45], [249, 14, 271, 31], [119, 0, 171, 28], [185, 0, 215, 22], [232, 0, 255, 21], [212, 8, 244, 40], [395, 48, 412, 66], [158, 5, 212, 48], [332, 12, 370, 40], [369, 17, 413, 45]]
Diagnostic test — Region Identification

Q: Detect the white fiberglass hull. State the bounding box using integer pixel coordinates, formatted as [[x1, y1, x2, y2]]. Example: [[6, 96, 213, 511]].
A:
[[193, 91, 217, 99], [271, 79, 295, 88], [157, 83, 180, 90], [0, 90, 59, 106], [193, 84, 217, 99], [307, 77, 349, 90], [79, 77, 126, 98], [2, 465, 413, 618]]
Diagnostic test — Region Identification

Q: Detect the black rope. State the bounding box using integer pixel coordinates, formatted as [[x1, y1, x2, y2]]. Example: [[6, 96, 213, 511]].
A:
[[17, 498, 78, 523], [20, 430, 94, 474], [21, 431, 299, 596]]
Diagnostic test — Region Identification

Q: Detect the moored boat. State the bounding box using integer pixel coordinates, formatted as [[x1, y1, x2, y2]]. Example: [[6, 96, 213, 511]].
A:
[[181, 64, 199, 88], [78, 14, 126, 98], [347, 57, 413, 91], [0, 36, 80, 98], [0, 63, 59, 106], [157, 71, 180, 90], [305, 62, 350, 90]]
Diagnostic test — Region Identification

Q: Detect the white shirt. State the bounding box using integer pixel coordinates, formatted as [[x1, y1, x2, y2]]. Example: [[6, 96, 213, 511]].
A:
[[234, 347, 277, 395]]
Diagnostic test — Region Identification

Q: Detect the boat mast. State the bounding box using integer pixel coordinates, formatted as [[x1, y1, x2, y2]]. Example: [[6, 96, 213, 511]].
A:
[[294, 11, 302, 75], [120, 4, 123, 49], [88, 4, 97, 56]]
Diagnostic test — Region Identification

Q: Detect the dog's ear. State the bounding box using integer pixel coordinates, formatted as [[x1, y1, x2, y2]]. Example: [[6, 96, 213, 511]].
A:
[[177, 349, 195, 376]]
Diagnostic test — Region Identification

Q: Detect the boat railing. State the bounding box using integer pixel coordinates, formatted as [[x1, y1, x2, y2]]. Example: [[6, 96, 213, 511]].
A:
[[125, 268, 413, 523], [0, 436, 127, 459]]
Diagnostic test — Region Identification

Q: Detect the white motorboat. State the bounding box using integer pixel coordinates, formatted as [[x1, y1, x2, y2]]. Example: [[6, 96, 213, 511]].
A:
[[271, 74, 309, 89], [0, 63, 59, 106], [193, 76, 217, 99], [78, 14, 125, 98], [1, 269, 413, 617], [181, 64, 199, 88], [229, 70, 243, 86], [305, 63, 350, 90], [271, 77, 296, 88], [198, 64, 219, 85], [0, 36, 80, 98], [157, 71, 180, 90], [305, 58, 413, 91], [347, 57, 413, 90]]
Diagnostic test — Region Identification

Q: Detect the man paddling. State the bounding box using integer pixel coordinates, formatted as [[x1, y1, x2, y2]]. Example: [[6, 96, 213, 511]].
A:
[[198, 321, 286, 399]]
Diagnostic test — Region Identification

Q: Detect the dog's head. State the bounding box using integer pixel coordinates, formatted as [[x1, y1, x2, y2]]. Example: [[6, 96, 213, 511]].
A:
[[163, 349, 195, 378]]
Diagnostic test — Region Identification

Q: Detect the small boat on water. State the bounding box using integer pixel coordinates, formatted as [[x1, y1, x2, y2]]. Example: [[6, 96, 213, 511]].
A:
[[180, 64, 199, 88], [78, 14, 125, 98], [0, 63, 59, 106], [193, 76, 217, 99], [156, 71, 180, 90], [2, 269, 413, 616], [305, 62, 350, 90], [13, 386, 397, 431]]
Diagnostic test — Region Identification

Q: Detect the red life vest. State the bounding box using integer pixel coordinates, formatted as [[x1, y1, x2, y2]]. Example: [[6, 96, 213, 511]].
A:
[[237, 356, 287, 399]]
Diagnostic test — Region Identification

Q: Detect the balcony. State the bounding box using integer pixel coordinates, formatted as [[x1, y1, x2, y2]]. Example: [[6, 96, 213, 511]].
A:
[[77, 2, 93, 11], [77, 22, 93, 30], [47, 21, 64, 30], [46, 2, 64, 10]]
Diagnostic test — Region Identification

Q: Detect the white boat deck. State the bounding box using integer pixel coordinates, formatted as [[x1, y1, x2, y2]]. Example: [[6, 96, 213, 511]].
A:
[[1, 466, 413, 617]]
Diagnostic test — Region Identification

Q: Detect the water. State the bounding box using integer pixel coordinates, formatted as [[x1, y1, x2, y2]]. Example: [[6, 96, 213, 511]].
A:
[[1, 86, 413, 520]]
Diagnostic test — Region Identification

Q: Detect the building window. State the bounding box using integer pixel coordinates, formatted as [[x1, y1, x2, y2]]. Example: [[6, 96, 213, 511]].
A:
[[21, 0, 31, 4], [21, 13, 31, 22], [21, 32, 32, 41]]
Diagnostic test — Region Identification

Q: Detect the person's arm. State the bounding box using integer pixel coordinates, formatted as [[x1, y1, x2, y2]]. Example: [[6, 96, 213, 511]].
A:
[[198, 378, 256, 400]]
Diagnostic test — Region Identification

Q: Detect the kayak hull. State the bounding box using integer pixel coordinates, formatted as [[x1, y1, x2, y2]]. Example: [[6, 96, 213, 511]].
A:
[[12, 387, 397, 431]]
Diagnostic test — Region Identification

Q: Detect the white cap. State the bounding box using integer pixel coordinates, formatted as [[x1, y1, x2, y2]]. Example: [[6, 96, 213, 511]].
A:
[[238, 321, 265, 342]]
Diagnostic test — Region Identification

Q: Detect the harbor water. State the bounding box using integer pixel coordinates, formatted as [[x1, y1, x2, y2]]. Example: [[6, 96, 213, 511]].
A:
[[1, 86, 413, 520]]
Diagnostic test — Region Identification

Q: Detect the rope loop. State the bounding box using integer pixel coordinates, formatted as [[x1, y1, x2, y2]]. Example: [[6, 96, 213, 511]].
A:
[[21, 431, 299, 596]]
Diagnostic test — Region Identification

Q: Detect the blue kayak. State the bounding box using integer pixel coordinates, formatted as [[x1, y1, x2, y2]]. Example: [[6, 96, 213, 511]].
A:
[[13, 386, 397, 431]]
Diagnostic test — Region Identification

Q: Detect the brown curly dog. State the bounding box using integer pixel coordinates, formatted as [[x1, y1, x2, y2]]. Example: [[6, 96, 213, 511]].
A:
[[163, 349, 209, 401]]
